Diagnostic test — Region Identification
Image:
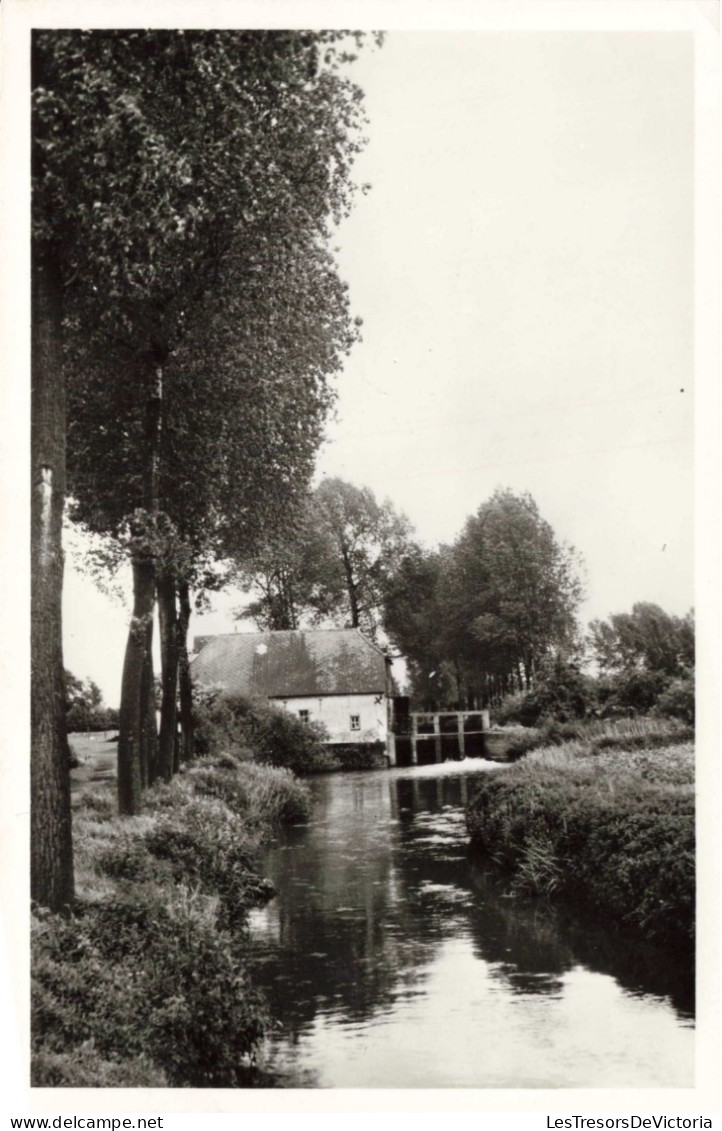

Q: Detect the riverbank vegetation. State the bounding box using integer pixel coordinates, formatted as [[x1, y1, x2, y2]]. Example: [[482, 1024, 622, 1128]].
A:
[[32, 755, 308, 1087], [466, 718, 694, 952]]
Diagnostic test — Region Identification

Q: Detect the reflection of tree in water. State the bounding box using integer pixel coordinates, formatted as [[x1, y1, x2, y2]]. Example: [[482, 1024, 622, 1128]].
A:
[[250, 767, 693, 1081], [249, 774, 441, 1043], [463, 850, 694, 1017]]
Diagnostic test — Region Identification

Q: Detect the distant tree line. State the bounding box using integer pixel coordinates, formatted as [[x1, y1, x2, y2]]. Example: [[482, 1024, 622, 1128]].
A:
[[234, 480, 693, 727]]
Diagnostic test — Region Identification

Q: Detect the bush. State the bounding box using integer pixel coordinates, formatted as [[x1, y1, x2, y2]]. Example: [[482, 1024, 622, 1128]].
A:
[[599, 669, 671, 715], [495, 659, 595, 727], [498, 714, 692, 761], [32, 894, 268, 1087], [495, 664, 696, 729], [66, 705, 119, 733], [32, 1046, 168, 1088], [193, 689, 332, 774], [655, 672, 695, 725]]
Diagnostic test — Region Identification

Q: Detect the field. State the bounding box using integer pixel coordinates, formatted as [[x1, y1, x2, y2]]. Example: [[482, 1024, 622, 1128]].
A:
[[68, 732, 118, 796]]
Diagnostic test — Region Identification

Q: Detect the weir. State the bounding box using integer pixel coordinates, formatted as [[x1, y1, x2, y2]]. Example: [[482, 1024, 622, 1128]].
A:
[[388, 709, 490, 767]]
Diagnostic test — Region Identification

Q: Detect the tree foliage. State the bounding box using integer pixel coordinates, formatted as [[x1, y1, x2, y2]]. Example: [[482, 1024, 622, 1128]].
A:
[[587, 604, 695, 724], [383, 489, 584, 708], [235, 477, 414, 641], [588, 603, 694, 677], [31, 29, 375, 835]]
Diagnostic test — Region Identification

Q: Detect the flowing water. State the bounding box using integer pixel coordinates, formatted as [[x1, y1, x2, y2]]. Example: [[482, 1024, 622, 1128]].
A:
[[248, 760, 694, 1089]]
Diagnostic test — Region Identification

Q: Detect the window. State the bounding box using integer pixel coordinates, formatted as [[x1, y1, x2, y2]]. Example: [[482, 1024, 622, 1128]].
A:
[[350, 715, 360, 731], [298, 709, 310, 723]]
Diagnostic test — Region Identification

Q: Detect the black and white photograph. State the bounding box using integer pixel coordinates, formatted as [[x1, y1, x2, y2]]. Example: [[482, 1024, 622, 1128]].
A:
[[1, 0, 718, 1114]]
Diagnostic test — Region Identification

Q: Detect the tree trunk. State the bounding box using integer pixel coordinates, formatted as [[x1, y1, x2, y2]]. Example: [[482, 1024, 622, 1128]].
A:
[[157, 572, 179, 781], [31, 248, 74, 912], [340, 545, 360, 627], [117, 360, 164, 813], [177, 580, 195, 764], [118, 557, 154, 813], [142, 635, 158, 784]]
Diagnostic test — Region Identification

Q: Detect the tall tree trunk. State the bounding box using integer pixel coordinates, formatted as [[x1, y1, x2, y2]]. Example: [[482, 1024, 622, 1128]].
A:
[[118, 557, 154, 813], [177, 580, 195, 764], [142, 636, 158, 783], [117, 360, 163, 813], [31, 249, 74, 912], [157, 572, 179, 781]]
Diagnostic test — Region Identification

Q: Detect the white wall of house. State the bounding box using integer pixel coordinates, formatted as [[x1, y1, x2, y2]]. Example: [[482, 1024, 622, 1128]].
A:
[[271, 693, 387, 745]]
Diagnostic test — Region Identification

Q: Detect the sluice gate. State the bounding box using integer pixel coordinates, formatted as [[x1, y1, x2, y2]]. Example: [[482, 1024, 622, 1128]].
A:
[[389, 709, 491, 767]]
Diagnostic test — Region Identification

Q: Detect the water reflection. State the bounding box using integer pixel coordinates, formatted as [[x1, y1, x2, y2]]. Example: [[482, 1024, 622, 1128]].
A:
[[248, 762, 694, 1088]]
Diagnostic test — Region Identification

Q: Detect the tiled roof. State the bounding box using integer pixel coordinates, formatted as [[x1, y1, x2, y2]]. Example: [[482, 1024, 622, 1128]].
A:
[[190, 628, 388, 698]]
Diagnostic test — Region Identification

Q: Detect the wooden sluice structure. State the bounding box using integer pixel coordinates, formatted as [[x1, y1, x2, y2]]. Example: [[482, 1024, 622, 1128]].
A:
[[389, 707, 491, 767]]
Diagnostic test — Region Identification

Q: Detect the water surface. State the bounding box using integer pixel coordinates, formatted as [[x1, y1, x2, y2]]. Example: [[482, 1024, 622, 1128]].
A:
[[249, 761, 694, 1088]]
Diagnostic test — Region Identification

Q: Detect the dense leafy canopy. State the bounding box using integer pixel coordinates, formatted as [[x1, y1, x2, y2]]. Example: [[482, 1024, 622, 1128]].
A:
[[235, 477, 414, 640], [588, 603, 694, 677], [32, 29, 376, 818], [383, 489, 584, 708], [34, 30, 370, 565]]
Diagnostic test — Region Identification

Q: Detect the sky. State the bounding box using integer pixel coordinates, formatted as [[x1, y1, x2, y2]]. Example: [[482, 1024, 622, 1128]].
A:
[[62, 29, 697, 706]]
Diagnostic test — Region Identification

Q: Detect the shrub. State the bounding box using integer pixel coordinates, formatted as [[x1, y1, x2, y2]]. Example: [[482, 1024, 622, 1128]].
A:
[[503, 728, 544, 758], [76, 788, 115, 817], [169, 756, 311, 827], [495, 661, 595, 727], [495, 691, 543, 728], [193, 689, 331, 774], [500, 716, 692, 761], [143, 812, 270, 930], [95, 836, 163, 884], [32, 1046, 168, 1088], [32, 894, 268, 1087], [655, 672, 695, 726]]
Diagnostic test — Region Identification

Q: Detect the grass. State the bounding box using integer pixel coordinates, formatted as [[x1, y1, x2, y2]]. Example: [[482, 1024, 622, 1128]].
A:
[[504, 714, 694, 759], [467, 719, 695, 951], [32, 753, 310, 1087]]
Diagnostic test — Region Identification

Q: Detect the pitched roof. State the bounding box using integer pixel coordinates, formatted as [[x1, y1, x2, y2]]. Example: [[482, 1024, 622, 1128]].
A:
[[190, 628, 388, 698]]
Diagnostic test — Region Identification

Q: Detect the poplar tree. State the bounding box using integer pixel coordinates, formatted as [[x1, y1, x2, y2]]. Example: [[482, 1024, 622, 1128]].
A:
[[32, 30, 374, 875]]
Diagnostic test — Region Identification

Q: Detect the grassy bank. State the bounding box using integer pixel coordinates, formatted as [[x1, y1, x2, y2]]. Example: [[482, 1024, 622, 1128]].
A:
[[466, 719, 694, 952], [32, 755, 309, 1088]]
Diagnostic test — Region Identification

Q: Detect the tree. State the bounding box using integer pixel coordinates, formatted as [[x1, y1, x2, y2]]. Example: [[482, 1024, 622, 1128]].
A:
[[64, 670, 118, 732], [34, 30, 374, 825], [234, 478, 413, 642], [589, 603, 694, 676], [31, 214, 74, 910], [312, 478, 414, 640], [588, 604, 695, 720], [382, 489, 584, 709], [234, 504, 343, 631], [444, 489, 583, 703], [381, 543, 451, 706]]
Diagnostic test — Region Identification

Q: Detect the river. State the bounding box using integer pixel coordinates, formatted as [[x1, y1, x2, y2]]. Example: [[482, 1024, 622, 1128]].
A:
[[248, 759, 694, 1089]]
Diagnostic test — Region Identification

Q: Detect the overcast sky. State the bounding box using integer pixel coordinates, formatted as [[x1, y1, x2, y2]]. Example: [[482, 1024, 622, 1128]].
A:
[[62, 29, 696, 704]]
